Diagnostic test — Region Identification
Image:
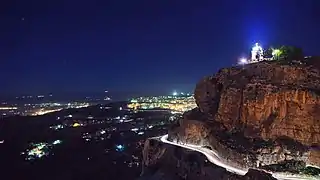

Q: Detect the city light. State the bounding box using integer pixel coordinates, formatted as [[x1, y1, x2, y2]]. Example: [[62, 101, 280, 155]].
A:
[[0, 107, 18, 110], [52, 140, 62, 145], [116, 144, 125, 152], [172, 91, 178, 96], [72, 122, 81, 127], [127, 94, 196, 113], [31, 108, 62, 116], [22, 140, 63, 161]]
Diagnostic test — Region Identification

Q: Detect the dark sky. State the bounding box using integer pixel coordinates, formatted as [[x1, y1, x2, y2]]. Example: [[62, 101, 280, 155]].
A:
[[1, 0, 320, 96]]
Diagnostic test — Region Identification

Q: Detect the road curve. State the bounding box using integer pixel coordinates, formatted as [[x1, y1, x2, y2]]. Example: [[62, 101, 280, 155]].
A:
[[159, 134, 317, 180]]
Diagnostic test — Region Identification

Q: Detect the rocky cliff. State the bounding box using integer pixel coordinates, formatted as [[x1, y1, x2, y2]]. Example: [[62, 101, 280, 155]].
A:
[[139, 139, 276, 180], [194, 60, 320, 146], [141, 58, 320, 179]]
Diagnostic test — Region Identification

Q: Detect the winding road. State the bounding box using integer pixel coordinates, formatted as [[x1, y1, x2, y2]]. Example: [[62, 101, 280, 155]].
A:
[[159, 134, 318, 180]]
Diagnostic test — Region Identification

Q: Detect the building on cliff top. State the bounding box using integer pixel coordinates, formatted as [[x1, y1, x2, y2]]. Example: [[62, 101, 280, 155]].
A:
[[239, 43, 273, 65]]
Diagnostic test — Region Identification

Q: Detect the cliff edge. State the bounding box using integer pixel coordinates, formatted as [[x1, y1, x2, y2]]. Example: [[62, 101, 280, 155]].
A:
[[194, 60, 320, 146], [141, 58, 320, 179]]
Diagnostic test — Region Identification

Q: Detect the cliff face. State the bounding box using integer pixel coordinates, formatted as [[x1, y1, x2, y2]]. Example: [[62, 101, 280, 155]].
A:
[[194, 61, 320, 146], [141, 60, 320, 179], [139, 139, 276, 180]]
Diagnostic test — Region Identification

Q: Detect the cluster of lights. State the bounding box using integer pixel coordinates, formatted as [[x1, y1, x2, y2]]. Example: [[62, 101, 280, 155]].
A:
[[21, 140, 62, 160], [0, 107, 18, 110], [28, 102, 90, 116], [49, 124, 64, 130], [127, 93, 196, 113], [31, 108, 63, 116]]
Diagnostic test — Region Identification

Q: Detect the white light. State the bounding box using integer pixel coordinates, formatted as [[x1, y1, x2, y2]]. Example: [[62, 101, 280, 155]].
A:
[[238, 58, 248, 65], [251, 43, 264, 62], [52, 140, 62, 145], [172, 91, 177, 96], [116, 144, 124, 149], [252, 43, 263, 51]]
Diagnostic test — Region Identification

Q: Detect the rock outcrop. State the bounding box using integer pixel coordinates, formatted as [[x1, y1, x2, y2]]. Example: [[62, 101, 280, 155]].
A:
[[141, 59, 320, 179], [194, 61, 320, 146]]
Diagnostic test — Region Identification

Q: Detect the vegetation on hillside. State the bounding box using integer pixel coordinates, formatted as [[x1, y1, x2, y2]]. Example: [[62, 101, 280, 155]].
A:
[[260, 160, 306, 173], [264, 46, 304, 61], [301, 166, 320, 176]]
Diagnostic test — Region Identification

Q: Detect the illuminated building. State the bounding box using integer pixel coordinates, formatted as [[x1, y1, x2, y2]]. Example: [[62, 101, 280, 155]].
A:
[[251, 43, 264, 63], [238, 43, 277, 65]]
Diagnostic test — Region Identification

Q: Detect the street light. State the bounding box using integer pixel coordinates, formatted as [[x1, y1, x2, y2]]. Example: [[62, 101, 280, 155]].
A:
[[238, 58, 248, 65]]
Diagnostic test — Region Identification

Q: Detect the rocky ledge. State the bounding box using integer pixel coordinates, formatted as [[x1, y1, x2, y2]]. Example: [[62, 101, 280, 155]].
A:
[[140, 58, 320, 179]]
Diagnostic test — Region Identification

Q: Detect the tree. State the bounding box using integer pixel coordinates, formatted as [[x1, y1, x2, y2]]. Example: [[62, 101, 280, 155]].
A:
[[279, 46, 304, 61], [263, 47, 283, 60], [272, 48, 282, 60]]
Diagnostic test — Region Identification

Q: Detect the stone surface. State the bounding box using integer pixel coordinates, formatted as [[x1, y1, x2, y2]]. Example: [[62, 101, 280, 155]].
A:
[[194, 61, 320, 146], [141, 59, 320, 179], [171, 60, 319, 170], [139, 139, 276, 180]]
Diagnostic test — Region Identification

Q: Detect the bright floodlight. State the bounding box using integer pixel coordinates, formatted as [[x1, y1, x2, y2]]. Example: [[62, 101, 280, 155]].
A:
[[238, 58, 248, 65], [272, 49, 281, 56], [172, 91, 178, 96]]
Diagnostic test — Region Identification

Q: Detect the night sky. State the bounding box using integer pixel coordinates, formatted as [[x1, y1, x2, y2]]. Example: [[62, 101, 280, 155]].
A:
[[1, 0, 320, 96]]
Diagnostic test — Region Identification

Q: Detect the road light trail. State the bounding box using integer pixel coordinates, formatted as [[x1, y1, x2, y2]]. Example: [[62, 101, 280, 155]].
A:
[[159, 134, 317, 180]]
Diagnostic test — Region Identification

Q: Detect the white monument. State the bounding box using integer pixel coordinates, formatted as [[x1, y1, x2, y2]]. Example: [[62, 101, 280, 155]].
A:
[[251, 43, 264, 63]]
